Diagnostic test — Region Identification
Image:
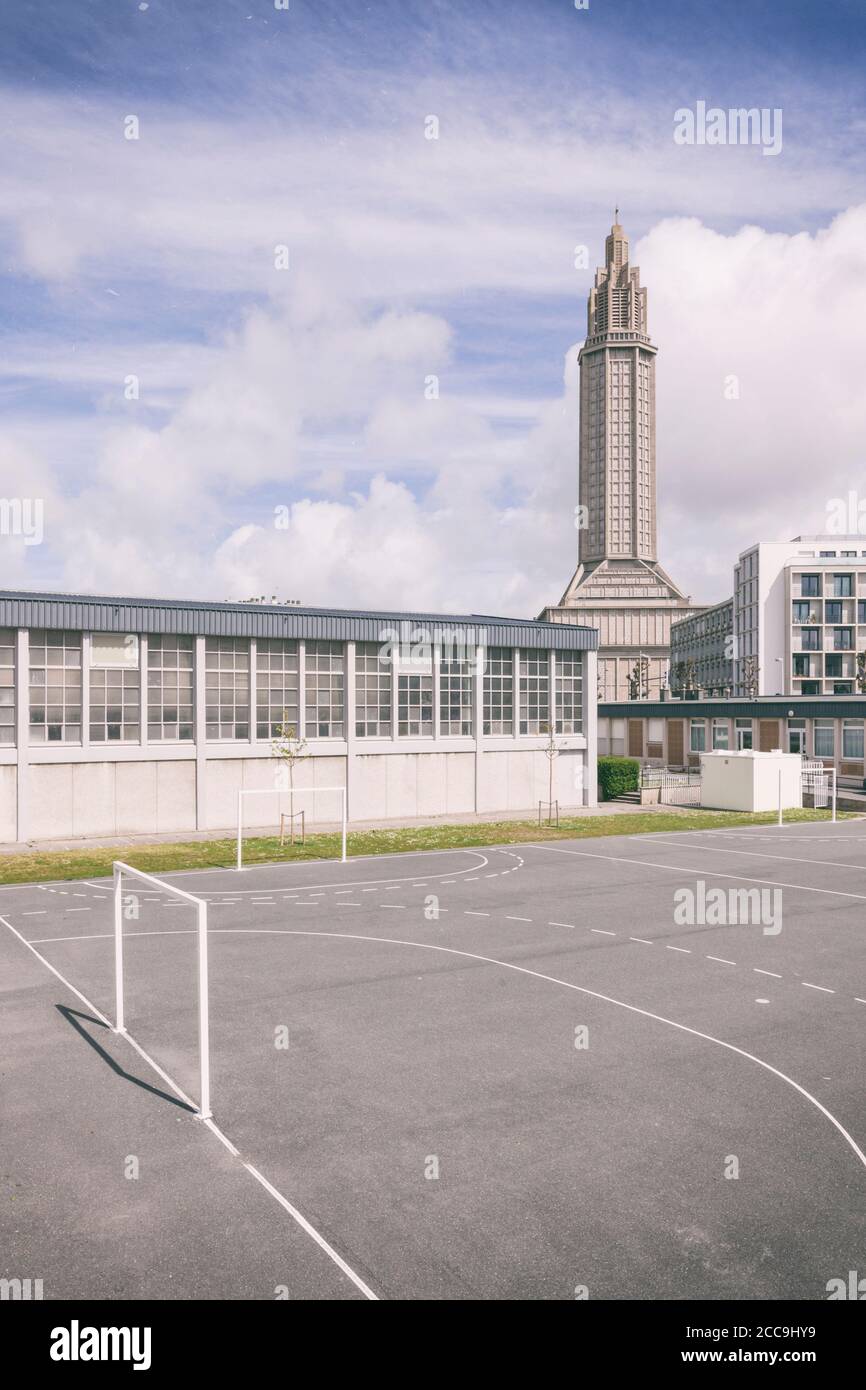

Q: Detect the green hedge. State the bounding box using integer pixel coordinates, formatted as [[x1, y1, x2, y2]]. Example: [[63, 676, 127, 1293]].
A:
[[597, 755, 640, 801]]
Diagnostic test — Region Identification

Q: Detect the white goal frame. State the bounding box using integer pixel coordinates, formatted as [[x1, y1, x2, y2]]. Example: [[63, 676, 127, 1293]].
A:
[[113, 861, 211, 1120], [236, 786, 347, 870]]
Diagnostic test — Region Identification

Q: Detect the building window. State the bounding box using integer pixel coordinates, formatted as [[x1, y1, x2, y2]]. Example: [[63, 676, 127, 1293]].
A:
[[90, 668, 140, 742], [483, 647, 513, 734], [800, 575, 820, 597], [792, 601, 811, 624], [0, 629, 14, 746], [555, 653, 583, 734], [801, 628, 821, 650], [842, 720, 864, 760], [439, 658, 473, 735], [833, 628, 853, 650], [814, 719, 835, 758], [788, 718, 806, 755], [147, 636, 194, 741], [711, 718, 729, 750], [304, 641, 344, 738], [735, 718, 753, 751], [519, 651, 549, 734], [89, 635, 140, 742], [835, 682, 855, 695], [205, 637, 250, 740], [355, 642, 391, 737], [29, 630, 81, 743], [801, 681, 821, 695], [832, 574, 853, 597], [825, 601, 843, 624], [825, 654, 843, 678], [256, 639, 299, 739], [792, 654, 810, 677], [690, 719, 706, 753], [398, 673, 433, 736]]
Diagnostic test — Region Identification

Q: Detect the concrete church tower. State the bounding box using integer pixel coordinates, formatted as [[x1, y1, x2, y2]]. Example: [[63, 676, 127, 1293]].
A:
[[541, 215, 705, 699]]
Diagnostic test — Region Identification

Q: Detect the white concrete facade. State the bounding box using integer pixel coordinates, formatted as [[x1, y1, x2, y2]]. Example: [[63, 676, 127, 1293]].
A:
[[0, 594, 598, 843]]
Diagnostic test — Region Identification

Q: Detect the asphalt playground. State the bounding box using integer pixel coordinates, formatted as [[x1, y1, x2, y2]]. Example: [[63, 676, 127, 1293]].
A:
[[2, 819, 865, 1301]]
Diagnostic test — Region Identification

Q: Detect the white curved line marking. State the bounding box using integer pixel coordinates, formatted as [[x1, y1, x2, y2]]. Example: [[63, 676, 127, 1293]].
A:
[[214, 927, 866, 1174], [78, 848, 495, 898]]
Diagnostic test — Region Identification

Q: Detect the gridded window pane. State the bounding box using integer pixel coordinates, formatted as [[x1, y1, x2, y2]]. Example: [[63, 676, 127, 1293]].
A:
[[29, 630, 81, 743], [842, 720, 864, 760], [256, 639, 299, 740], [398, 674, 433, 736], [0, 628, 14, 745], [205, 638, 249, 739], [439, 658, 473, 735], [304, 641, 344, 737], [518, 651, 549, 735], [555, 653, 583, 734], [147, 635, 194, 740], [483, 646, 513, 735], [355, 642, 391, 737], [814, 720, 835, 758], [90, 667, 140, 742]]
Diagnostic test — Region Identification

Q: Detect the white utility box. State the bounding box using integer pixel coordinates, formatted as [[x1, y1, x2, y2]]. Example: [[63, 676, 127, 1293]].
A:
[[699, 750, 803, 813]]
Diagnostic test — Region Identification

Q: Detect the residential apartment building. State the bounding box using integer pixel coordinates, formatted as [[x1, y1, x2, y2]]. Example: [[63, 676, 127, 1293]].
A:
[[669, 536, 866, 698], [669, 598, 734, 695], [0, 590, 598, 843]]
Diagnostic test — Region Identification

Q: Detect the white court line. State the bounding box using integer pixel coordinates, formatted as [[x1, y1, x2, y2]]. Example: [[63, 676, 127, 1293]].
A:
[[630, 937, 653, 945], [630, 836, 866, 874], [666, 945, 691, 953], [203, 927, 866, 1176], [0, 912, 378, 1301], [590, 928, 615, 936], [754, 968, 782, 979], [62, 849, 495, 897], [707, 956, 737, 966], [15, 914, 865, 1173], [524, 842, 866, 905], [506, 916, 532, 923], [803, 982, 835, 994]]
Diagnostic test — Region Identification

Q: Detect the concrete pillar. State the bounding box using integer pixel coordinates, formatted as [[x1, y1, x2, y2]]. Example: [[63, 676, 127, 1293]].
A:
[[81, 632, 91, 748], [248, 637, 257, 745], [194, 635, 207, 830], [584, 648, 598, 807], [15, 628, 28, 843], [139, 634, 148, 746], [345, 640, 356, 820]]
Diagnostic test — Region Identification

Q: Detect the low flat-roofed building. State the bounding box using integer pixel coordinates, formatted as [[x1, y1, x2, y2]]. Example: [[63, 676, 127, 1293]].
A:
[[598, 693, 866, 785], [0, 589, 599, 842]]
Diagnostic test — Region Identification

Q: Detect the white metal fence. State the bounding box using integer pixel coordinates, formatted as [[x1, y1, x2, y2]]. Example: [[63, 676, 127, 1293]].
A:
[[641, 767, 702, 806]]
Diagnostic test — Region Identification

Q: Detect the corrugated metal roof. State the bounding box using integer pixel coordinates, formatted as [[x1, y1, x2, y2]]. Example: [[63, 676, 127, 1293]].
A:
[[0, 589, 598, 651], [600, 697, 866, 718]]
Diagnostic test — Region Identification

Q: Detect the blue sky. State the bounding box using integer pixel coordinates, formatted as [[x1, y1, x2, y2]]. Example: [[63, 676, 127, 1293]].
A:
[[1, 0, 865, 610]]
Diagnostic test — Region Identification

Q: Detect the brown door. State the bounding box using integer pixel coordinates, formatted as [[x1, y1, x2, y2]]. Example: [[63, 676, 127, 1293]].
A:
[[667, 719, 684, 767], [628, 720, 643, 758], [759, 719, 781, 752]]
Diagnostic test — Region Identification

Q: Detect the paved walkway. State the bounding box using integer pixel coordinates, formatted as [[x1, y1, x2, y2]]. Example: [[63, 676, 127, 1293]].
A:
[[0, 800, 685, 855]]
